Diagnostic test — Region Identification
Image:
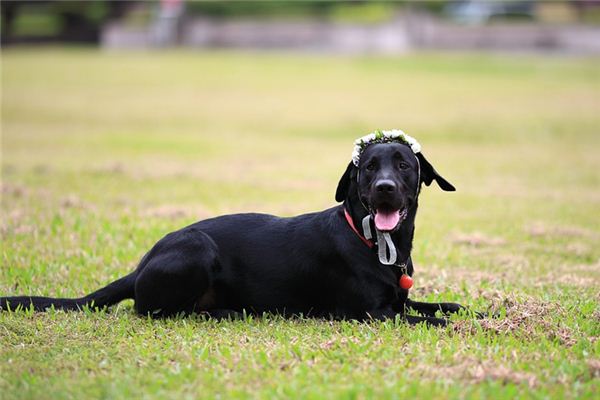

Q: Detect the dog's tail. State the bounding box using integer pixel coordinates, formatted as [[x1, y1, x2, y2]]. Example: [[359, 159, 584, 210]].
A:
[[0, 272, 136, 312]]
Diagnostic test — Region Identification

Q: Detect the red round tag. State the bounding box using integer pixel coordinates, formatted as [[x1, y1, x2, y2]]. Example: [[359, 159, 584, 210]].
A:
[[399, 274, 413, 290]]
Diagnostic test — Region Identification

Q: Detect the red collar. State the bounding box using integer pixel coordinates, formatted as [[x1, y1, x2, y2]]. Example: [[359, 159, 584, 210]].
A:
[[343, 209, 374, 248]]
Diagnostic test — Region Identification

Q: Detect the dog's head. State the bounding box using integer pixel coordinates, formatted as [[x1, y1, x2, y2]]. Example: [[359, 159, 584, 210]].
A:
[[336, 141, 455, 232]]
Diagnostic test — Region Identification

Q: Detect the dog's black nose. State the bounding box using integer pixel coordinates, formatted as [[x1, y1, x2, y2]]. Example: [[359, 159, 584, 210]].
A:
[[375, 179, 396, 193]]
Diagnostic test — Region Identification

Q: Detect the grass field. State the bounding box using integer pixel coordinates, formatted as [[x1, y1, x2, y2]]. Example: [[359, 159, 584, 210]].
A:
[[1, 48, 599, 399]]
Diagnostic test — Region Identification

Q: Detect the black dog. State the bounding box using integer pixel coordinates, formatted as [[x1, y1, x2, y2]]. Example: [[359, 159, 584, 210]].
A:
[[1, 141, 468, 326]]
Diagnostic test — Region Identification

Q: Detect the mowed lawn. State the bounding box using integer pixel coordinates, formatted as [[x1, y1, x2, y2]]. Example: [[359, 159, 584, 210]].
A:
[[1, 48, 599, 399]]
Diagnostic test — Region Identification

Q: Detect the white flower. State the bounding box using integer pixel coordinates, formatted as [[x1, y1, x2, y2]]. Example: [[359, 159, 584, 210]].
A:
[[351, 129, 421, 166], [354, 133, 376, 146]]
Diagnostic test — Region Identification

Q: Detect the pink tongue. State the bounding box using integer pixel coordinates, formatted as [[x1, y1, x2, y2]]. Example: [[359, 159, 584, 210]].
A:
[[374, 210, 400, 231]]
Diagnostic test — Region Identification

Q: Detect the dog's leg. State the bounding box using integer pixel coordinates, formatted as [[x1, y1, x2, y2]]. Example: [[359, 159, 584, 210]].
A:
[[406, 299, 481, 318], [134, 229, 219, 318], [362, 308, 448, 327], [405, 315, 448, 327], [203, 309, 244, 320], [362, 307, 398, 321]]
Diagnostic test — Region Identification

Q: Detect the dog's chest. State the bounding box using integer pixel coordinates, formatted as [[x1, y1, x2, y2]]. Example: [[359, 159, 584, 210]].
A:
[[338, 256, 402, 309]]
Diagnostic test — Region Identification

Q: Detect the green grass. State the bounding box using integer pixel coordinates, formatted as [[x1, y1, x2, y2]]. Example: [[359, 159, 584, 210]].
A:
[[1, 48, 599, 399]]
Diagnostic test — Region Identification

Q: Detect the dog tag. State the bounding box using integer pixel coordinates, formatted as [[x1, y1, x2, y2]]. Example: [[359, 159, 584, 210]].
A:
[[399, 274, 413, 290], [376, 231, 397, 265]]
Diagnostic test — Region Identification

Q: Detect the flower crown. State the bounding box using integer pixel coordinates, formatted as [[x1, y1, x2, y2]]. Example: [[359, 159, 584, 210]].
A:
[[351, 129, 421, 166]]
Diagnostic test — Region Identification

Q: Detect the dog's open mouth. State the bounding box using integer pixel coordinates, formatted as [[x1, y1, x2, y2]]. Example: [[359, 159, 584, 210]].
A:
[[373, 207, 408, 232]]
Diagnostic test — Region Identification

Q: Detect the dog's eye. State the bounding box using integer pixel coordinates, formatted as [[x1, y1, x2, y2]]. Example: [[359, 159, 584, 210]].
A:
[[366, 162, 376, 171], [399, 162, 410, 170]]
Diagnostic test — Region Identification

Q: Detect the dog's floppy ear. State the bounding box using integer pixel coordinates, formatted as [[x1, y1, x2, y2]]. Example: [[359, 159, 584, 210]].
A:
[[416, 152, 456, 191], [335, 162, 357, 202]]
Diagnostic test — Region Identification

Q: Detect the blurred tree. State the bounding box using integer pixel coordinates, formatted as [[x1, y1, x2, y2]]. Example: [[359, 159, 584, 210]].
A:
[[184, 1, 408, 21], [1, 0, 131, 45]]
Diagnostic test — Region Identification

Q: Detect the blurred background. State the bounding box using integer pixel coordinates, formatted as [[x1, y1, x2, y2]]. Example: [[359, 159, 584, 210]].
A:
[[2, 0, 600, 53], [1, 1, 599, 274]]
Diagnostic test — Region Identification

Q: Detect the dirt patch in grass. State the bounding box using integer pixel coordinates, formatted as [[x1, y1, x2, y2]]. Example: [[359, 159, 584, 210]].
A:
[[536, 273, 597, 288], [564, 242, 591, 257], [91, 162, 126, 176], [534, 259, 600, 288], [452, 232, 506, 247], [1, 183, 28, 199], [410, 266, 505, 298], [453, 293, 577, 346], [142, 204, 211, 220], [526, 223, 596, 239], [416, 257, 599, 294], [0, 208, 34, 238], [469, 363, 538, 387], [588, 359, 600, 378], [416, 356, 538, 387], [60, 195, 89, 209], [494, 253, 531, 270], [570, 259, 600, 273]]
